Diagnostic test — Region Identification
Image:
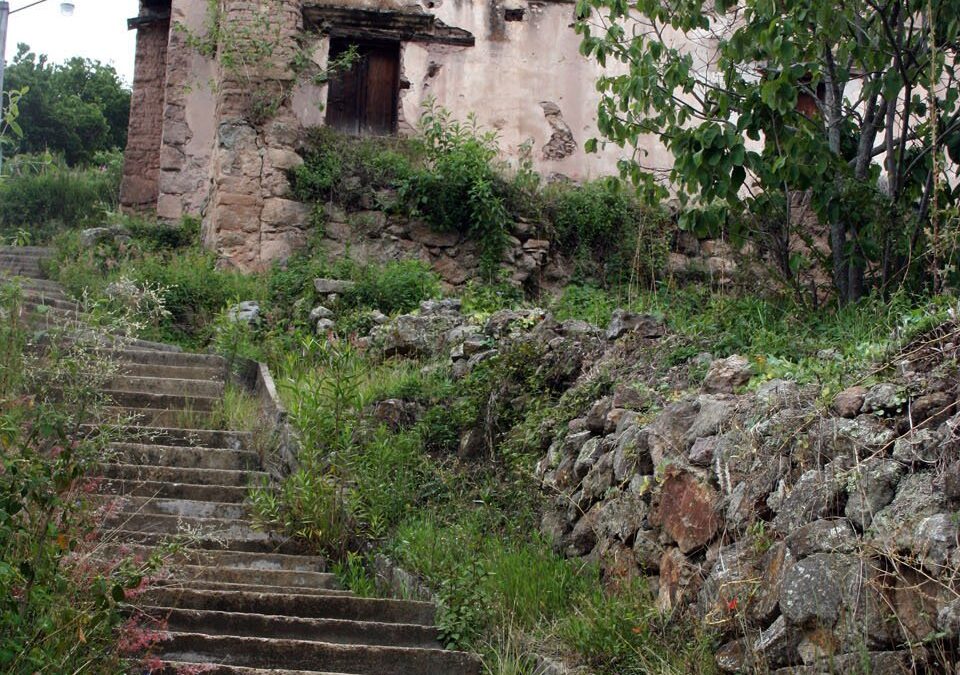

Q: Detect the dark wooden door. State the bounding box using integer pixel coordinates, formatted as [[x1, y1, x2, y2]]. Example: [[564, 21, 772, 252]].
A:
[[326, 40, 400, 136]]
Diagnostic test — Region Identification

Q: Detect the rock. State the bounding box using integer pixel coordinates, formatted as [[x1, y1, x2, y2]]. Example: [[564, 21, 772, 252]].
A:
[[910, 513, 959, 571], [688, 436, 717, 467], [698, 541, 759, 626], [606, 309, 666, 340], [563, 430, 593, 457], [227, 300, 260, 324], [780, 552, 861, 627], [891, 428, 941, 465], [612, 426, 653, 482], [559, 319, 602, 337], [786, 519, 858, 558], [632, 528, 662, 572], [944, 461, 960, 502], [832, 386, 868, 418], [372, 399, 422, 430], [603, 408, 629, 434], [805, 416, 896, 464], [484, 308, 547, 337], [756, 378, 800, 409], [911, 391, 955, 425], [701, 355, 752, 394], [581, 453, 614, 503], [585, 397, 612, 433], [419, 298, 462, 314], [573, 437, 604, 480], [458, 428, 486, 459], [309, 305, 333, 321], [937, 597, 960, 637], [369, 310, 389, 325], [314, 278, 356, 294], [657, 547, 702, 612], [753, 615, 800, 670], [652, 468, 721, 553], [371, 312, 464, 358], [861, 382, 902, 414], [773, 650, 916, 675], [772, 467, 846, 534], [611, 385, 646, 411], [540, 506, 570, 551], [645, 399, 700, 465], [79, 225, 130, 247], [870, 472, 944, 554], [844, 458, 903, 530], [595, 490, 647, 542], [568, 503, 602, 556], [315, 318, 336, 333], [687, 395, 736, 440]]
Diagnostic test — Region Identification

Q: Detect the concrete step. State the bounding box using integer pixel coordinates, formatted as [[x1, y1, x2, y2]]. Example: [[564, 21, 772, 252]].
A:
[[0, 276, 63, 294], [106, 512, 264, 539], [108, 442, 259, 470], [110, 495, 251, 520], [138, 589, 436, 625], [96, 478, 252, 503], [100, 462, 266, 488], [169, 565, 338, 589], [102, 388, 219, 412], [116, 360, 226, 381], [102, 347, 226, 369], [150, 662, 352, 675], [0, 245, 53, 255], [97, 544, 327, 573], [152, 632, 480, 675], [107, 375, 225, 398], [86, 424, 251, 450], [99, 406, 218, 429], [145, 607, 442, 649], [150, 578, 353, 597], [103, 529, 310, 555], [17, 290, 77, 310]]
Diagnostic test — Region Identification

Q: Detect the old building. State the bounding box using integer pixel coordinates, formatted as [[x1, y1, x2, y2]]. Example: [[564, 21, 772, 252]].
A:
[[120, 0, 679, 269]]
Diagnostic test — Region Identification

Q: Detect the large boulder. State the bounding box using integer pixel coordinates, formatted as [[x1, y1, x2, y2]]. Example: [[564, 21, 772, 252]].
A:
[[651, 467, 721, 553], [702, 355, 753, 394]]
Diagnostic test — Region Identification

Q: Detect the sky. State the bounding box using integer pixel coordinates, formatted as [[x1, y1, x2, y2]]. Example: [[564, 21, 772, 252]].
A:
[[4, 0, 138, 85]]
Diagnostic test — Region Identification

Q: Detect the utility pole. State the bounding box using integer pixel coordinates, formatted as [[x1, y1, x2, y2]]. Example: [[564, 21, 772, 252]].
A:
[[0, 1, 10, 174]]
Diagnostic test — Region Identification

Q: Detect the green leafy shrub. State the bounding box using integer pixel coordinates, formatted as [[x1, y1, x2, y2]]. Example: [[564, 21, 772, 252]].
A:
[[0, 153, 120, 238], [547, 179, 669, 285], [401, 102, 511, 279], [292, 127, 413, 209], [341, 259, 440, 315]]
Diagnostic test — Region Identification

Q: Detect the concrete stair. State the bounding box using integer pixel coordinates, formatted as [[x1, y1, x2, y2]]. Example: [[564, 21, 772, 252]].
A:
[[0, 246, 480, 674]]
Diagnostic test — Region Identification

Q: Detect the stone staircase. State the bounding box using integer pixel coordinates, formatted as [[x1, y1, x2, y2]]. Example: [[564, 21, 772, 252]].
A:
[[0, 245, 480, 675]]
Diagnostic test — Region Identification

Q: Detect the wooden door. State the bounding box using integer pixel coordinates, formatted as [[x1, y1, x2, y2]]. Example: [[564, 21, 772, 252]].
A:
[[326, 40, 400, 136]]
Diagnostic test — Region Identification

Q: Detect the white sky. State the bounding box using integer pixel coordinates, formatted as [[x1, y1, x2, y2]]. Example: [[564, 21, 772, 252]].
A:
[[4, 0, 138, 85]]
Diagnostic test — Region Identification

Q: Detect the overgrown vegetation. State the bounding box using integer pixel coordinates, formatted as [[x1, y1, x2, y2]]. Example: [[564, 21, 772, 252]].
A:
[[0, 151, 122, 242], [0, 282, 159, 672]]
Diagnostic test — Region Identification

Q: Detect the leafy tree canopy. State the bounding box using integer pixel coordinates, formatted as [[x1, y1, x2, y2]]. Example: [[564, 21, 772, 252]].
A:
[[5, 44, 131, 165], [575, 0, 960, 302]]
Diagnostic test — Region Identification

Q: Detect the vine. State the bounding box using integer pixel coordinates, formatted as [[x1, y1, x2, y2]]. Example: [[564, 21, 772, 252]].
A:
[[176, 0, 358, 126]]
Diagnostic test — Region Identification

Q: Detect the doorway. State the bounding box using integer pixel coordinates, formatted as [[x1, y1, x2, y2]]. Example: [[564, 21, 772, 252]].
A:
[[325, 39, 400, 136]]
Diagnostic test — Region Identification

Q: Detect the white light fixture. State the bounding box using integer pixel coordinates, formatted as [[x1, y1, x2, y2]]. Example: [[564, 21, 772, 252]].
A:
[[59, 1, 73, 15]]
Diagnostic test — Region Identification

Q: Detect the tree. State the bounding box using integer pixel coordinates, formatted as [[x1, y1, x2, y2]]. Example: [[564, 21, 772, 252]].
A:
[[4, 44, 131, 165], [575, 0, 960, 303]]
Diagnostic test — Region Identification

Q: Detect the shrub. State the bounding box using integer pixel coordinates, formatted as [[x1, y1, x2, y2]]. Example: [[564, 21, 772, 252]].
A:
[[0, 153, 120, 239], [401, 102, 511, 279], [292, 127, 413, 209], [547, 179, 669, 286], [341, 259, 440, 315]]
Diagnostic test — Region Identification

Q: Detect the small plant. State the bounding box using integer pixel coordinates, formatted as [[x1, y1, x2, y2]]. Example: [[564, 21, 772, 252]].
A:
[[401, 100, 511, 279]]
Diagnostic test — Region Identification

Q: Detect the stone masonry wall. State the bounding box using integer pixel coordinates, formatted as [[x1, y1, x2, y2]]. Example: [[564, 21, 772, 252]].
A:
[[202, 0, 311, 270], [120, 14, 170, 212]]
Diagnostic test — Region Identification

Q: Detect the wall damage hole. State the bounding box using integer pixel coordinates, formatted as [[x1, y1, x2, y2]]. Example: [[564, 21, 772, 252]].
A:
[[504, 7, 525, 21]]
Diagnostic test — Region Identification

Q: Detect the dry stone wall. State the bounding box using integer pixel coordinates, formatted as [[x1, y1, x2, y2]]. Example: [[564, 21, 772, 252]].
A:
[[355, 299, 960, 673]]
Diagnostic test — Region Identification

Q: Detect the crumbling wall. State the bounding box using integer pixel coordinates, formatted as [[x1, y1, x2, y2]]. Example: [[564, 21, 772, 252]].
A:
[[120, 10, 171, 212], [202, 0, 311, 270], [155, 0, 218, 222]]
